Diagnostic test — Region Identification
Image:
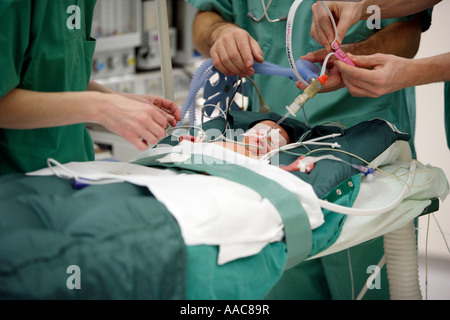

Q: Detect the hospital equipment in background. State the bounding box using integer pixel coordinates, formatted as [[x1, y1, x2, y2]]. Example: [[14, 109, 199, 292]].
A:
[[90, 0, 141, 80], [87, 0, 197, 161]]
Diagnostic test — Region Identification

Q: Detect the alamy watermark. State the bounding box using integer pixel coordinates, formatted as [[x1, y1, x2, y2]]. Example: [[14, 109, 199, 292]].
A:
[[366, 264, 382, 290], [315, 1, 381, 30], [367, 5, 381, 30], [168, 127, 283, 167], [66, 265, 81, 290]]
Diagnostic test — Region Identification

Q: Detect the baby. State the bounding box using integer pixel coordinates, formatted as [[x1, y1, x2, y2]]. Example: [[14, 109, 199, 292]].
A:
[[180, 120, 291, 159]]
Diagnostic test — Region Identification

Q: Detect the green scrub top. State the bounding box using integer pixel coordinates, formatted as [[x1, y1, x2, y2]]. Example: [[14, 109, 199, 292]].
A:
[[445, 82, 450, 149], [0, 0, 97, 175], [188, 0, 426, 158]]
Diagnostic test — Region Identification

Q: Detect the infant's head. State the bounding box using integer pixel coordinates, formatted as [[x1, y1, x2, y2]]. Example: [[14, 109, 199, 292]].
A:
[[242, 120, 290, 156]]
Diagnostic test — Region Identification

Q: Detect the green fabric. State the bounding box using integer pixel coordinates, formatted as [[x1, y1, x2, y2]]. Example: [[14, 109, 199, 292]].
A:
[[309, 174, 360, 258], [0, 174, 187, 299], [421, 7, 434, 32], [320, 237, 390, 300], [133, 154, 312, 270], [186, 243, 287, 300], [0, 0, 96, 175], [0, 173, 289, 300], [187, 0, 424, 158], [445, 82, 450, 149], [265, 237, 389, 300]]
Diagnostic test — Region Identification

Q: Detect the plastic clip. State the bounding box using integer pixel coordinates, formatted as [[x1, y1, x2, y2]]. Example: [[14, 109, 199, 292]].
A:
[[332, 41, 355, 66]]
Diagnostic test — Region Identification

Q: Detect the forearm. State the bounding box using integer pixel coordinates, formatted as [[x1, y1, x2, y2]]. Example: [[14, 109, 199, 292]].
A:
[[361, 0, 440, 19], [88, 81, 115, 94], [192, 10, 233, 57], [343, 15, 422, 58], [0, 89, 105, 129], [408, 53, 450, 86]]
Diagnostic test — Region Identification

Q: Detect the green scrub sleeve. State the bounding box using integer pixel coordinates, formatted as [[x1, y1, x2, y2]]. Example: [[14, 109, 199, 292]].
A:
[[0, 1, 31, 99], [445, 82, 450, 149], [187, 0, 234, 22], [421, 8, 434, 32], [380, 8, 433, 32]]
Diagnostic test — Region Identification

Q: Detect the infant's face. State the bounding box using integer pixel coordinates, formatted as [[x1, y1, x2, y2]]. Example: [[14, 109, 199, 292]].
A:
[[243, 129, 285, 156]]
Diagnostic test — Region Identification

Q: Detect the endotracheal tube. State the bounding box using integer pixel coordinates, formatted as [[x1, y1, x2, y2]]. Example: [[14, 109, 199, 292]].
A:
[[267, 75, 328, 135], [286, 76, 327, 116]]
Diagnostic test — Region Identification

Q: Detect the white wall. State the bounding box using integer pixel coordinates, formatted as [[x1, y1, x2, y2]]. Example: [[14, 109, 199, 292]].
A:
[[415, 1, 450, 261]]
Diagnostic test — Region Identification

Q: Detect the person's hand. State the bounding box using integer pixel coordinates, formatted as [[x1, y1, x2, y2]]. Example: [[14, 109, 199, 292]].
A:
[[296, 48, 345, 93], [209, 23, 264, 77], [310, 1, 363, 51], [96, 93, 180, 150], [118, 92, 181, 127], [335, 53, 411, 97]]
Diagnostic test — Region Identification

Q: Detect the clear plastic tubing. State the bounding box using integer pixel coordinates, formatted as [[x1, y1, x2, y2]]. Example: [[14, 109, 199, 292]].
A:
[[177, 58, 320, 126]]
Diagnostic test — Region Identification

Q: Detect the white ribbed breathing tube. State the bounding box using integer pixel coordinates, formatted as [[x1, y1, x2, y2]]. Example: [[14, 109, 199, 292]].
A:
[[383, 221, 422, 300]]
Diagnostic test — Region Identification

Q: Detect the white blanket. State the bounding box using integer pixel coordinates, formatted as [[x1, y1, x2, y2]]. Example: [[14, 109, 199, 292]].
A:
[[29, 141, 324, 265]]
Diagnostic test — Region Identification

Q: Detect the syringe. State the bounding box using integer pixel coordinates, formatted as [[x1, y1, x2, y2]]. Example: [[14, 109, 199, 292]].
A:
[[268, 75, 328, 133]]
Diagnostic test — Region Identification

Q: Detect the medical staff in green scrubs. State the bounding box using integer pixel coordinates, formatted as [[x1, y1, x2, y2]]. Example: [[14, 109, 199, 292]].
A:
[[187, 0, 430, 300], [309, 0, 450, 149], [0, 0, 180, 175]]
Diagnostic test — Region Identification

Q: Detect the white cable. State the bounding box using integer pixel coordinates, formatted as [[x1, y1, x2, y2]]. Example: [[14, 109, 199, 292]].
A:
[[46, 158, 124, 186], [318, 160, 417, 216], [347, 249, 355, 300], [321, 52, 335, 76], [432, 213, 450, 254], [301, 132, 342, 143], [302, 141, 341, 148], [47, 158, 79, 181], [200, 104, 228, 125], [319, 0, 338, 44], [286, 0, 307, 86], [260, 133, 343, 161], [286, 0, 340, 85]]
